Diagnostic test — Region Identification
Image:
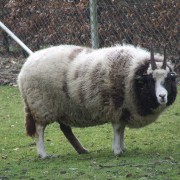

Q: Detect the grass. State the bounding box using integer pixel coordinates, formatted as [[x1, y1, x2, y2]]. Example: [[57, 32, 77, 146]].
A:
[[0, 86, 179, 180]]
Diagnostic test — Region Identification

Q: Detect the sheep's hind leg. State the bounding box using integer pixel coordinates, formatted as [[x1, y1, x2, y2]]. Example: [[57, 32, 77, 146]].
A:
[[60, 123, 88, 154], [35, 124, 48, 159]]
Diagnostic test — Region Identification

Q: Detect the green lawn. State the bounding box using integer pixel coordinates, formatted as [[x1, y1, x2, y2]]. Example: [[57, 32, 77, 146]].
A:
[[0, 86, 179, 180]]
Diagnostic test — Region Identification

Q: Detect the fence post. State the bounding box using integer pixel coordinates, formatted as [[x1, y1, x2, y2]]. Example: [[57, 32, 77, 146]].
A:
[[90, 0, 99, 49]]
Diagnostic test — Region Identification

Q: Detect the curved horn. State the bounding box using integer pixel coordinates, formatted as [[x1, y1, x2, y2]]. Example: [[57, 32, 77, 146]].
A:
[[151, 46, 157, 70], [162, 45, 167, 70]]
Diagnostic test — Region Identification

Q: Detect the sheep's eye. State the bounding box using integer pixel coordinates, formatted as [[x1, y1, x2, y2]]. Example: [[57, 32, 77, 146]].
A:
[[168, 72, 177, 80], [170, 72, 177, 78]]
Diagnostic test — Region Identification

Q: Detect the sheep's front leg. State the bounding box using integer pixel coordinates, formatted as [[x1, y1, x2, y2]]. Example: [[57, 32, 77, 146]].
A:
[[35, 124, 47, 159], [112, 123, 126, 156], [60, 123, 88, 154]]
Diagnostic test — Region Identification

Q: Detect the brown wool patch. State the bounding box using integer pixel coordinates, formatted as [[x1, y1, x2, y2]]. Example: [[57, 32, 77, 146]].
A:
[[74, 70, 79, 80], [78, 81, 86, 103], [62, 72, 69, 98], [109, 55, 130, 109], [90, 63, 102, 91], [73, 64, 82, 80], [69, 48, 83, 60], [74, 61, 91, 80], [101, 89, 111, 106], [90, 63, 110, 105], [135, 60, 149, 75], [121, 108, 132, 122], [73, 68, 79, 80]]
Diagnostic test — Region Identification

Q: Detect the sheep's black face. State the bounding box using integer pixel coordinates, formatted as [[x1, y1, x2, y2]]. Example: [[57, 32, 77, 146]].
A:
[[134, 70, 177, 116], [134, 73, 159, 116], [134, 46, 177, 116], [164, 72, 177, 106]]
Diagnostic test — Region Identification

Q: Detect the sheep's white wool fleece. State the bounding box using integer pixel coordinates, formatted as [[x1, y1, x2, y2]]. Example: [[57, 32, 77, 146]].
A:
[[18, 44, 167, 128]]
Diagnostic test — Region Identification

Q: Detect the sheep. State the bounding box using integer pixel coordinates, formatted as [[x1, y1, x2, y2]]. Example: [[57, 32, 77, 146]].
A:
[[17, 44, 177, 158]]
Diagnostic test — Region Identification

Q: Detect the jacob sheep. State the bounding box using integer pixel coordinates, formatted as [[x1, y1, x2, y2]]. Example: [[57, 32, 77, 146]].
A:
[[18, 44, 177, 158]]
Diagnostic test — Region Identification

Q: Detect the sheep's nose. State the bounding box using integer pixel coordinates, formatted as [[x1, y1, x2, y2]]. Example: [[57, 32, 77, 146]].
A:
[[159, 94, 166, 99]]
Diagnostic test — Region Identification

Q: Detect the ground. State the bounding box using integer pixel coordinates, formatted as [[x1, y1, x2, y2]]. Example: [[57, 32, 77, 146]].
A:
[[0, 86, 180, 179]]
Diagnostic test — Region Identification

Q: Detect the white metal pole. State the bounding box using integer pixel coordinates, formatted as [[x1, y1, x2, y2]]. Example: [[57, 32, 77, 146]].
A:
[[90, 0, 99, 49], [0, 21, 33, 55]]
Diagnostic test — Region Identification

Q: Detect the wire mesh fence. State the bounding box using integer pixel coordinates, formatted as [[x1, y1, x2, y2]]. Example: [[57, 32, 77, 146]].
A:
[[0, 0, 179, 85]]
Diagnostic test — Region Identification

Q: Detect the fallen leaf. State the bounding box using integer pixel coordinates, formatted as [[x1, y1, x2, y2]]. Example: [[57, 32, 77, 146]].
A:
[[126, 173, 133, 178]]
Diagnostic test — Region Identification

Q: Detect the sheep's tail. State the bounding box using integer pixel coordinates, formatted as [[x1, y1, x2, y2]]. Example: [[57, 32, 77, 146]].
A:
[[25, 105, 36, 137]]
